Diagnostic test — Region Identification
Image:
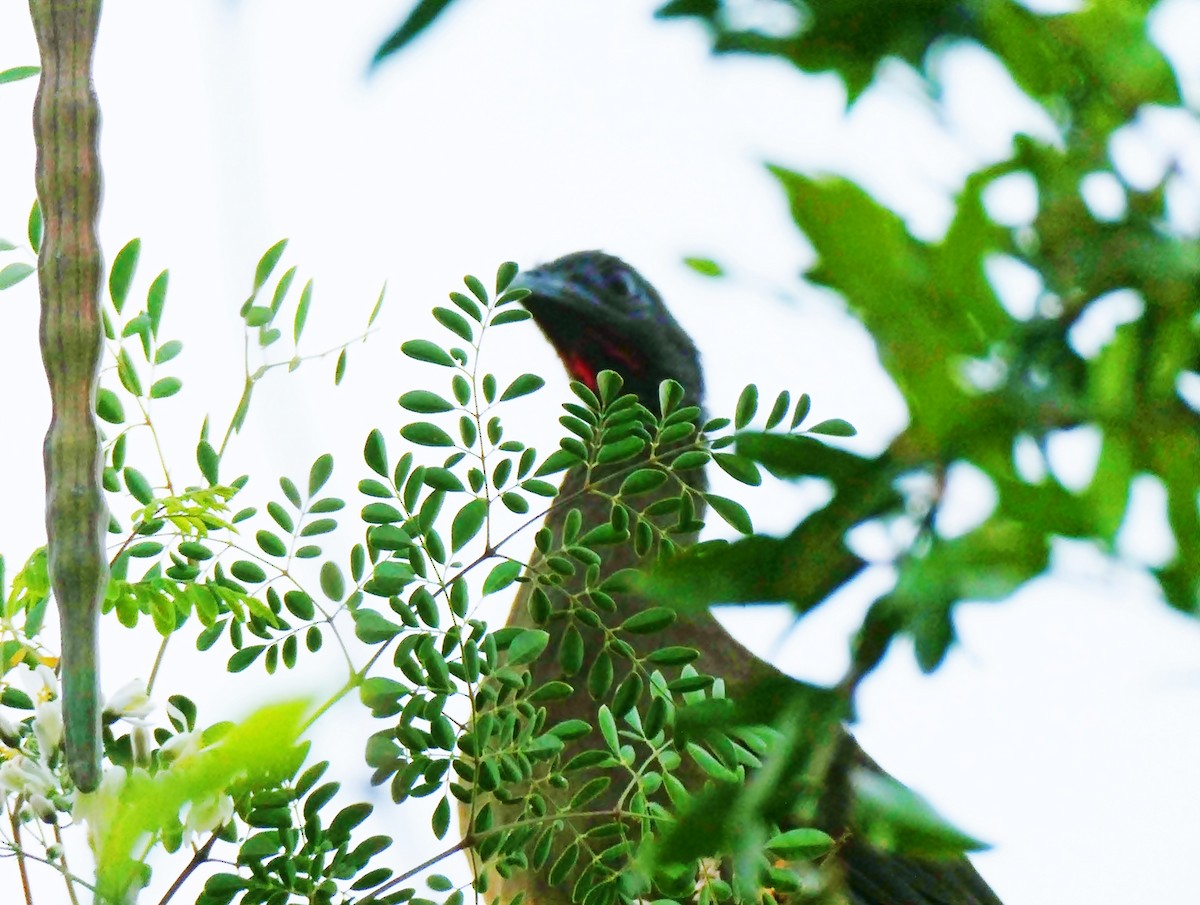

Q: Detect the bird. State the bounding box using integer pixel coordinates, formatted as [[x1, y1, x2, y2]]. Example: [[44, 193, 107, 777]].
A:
[[463, 250, 1004, 905]]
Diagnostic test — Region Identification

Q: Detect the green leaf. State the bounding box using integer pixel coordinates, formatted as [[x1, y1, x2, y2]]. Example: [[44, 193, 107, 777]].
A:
[[0, 66, 38, 84], [432, 796, 451, 839], [109, 239, 141, 313], [401, 339, 456, 367], [434, 306, 474, 342], [372, 0, 458, 68], [683, 256, 724, 277], [155, 339, 182, 364], [766, 827, 834, 860], [334, 348, 347, 384], [0, 262, 34, 290], [320, 561, 345, 601], [230, 560, 267, 584], [368, 282, 385, 327], [308, 453, 334, 496], [559, 624, 584, 674], [705, 493, 753, 534], [294, 279, 313, 343], [124, 467, 154, 504], [808, 418, 857, 437], [253, 239, 288, 293], [735, 384, 758, 429], [449, 290, 482, 322], [280, 477, 302, 507], [450, 498, 487, 551], [490, 308, 531, 326], [620, 607, 676, 634], [596, 435, 646, 465], [400, 422, 455, 447], [150, 377, 182, 399], [597, 705, 619, 753], [482, 560, 521, 596], [647, 646, 699, 666], [424, 467, 465, 492], [364, 428, 388, 477], [463, 273, 488, 304], [116, 349, 142, 395], [507, 629, 550, 667], [765, 390, 790, 430], [354, 608, 403, 644], [588, 649, 614, 699], [790, 393, 811, 429], [256, 531, 287, 558], [399, 390, 455, 414], [713, 452, 761, 486], [686, 742, 737, 782], [500, 374, 545, 401], [852, 769, 989, 858], [495, 261, 519, 293], [269, 265, 296, 318], [146, 270, 168, 336], [362, 502, 403, 524], [27, 200, 41, 253]]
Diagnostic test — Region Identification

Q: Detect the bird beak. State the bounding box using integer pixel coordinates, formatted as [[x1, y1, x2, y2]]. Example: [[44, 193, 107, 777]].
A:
[[514, 268, 575, 310]]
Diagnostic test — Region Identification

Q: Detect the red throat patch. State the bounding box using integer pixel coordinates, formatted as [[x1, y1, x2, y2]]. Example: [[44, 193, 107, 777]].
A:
[[556, 327, 645, 392], [563, 349, 598, 390]]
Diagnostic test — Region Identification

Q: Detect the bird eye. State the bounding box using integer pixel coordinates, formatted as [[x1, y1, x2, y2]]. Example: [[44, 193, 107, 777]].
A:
[[604, 269, 639, 299]]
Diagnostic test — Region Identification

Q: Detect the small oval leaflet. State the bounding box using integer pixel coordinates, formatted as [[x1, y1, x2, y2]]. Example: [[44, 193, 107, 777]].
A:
[[451, 498, 487, 551], [620, 607, 676, 634], [401, 339, 456, 367], [399, 390, 455, 414], [500, 373, 545, 402], [320, 561, 345, 601], [765, 828, 835, 860], [482, 559, 522, 596], [400, 422, 455, 447], [506, 629, 550, 667], [808, 417, 857, 437]]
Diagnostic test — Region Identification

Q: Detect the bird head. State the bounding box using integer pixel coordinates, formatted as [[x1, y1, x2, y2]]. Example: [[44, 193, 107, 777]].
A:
[[516, 251, 704, 411]]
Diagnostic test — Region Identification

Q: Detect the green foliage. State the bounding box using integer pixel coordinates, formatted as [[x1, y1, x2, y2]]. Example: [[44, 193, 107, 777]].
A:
[[3, 238, 836, 903], [6, 1, 1197, 902]]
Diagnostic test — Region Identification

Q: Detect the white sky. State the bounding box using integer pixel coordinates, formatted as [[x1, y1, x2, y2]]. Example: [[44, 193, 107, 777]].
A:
[[1, 2, 1200, 904]]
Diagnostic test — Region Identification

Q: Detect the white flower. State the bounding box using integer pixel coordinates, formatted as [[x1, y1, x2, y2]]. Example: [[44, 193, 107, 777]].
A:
[[182, 792, 234, 842], [72, 766, 127, 851], [23, 657, 59, 700], [33, 699, 63, 755], [159, 730, 202, 763], [104, 679, 155, 724], [27, 792, 57, 823], [0, 753, 57, 798], [0, 712, 20, 746]]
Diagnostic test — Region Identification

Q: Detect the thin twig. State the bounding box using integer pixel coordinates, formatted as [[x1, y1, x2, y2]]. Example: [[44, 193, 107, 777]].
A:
[[7, 803, 33, 905], [52, 823, 81, 905], [156, 832, 218, 905]]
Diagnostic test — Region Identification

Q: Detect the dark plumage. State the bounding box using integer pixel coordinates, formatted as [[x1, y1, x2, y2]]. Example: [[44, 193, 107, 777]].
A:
[[468, 250, 1003, 905]]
